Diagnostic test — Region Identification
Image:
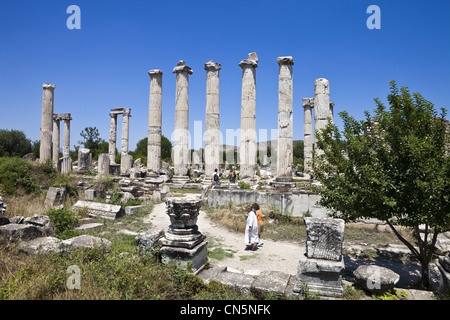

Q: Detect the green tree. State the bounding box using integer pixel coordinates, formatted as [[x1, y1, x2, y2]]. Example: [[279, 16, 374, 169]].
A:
[[293, 140, 304, 167], [132, 135, 172, 163], [77, 127, 107, 159], [313, 81, 450, 289], [0, 129, 32, 157]]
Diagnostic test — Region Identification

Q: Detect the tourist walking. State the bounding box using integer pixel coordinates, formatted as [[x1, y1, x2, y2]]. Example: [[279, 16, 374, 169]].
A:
[[244, 205, 258, 251], [211, 168, 220, 186], [253, 203, 264, 246]]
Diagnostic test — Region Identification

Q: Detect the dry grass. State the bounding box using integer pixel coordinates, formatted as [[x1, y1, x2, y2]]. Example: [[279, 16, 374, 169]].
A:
[[2, 193, 48, 218]]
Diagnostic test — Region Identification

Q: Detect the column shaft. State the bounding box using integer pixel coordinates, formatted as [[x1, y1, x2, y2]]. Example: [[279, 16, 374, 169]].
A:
[[173, 61, 193, 177], [276, 56, 294, 181], [63, 118, 71, 158], [40, 84, 55, 163], [239, 53, 258, 179], [147, 70, 163, 173], [204, 60, 221, 176], [303, 98, 314, 173], [109, 114, 117, 163], [52, 118, 60, 165]]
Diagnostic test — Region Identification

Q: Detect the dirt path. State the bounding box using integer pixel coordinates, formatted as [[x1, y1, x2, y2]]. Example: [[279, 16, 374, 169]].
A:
[[143, 195, 305, 276]]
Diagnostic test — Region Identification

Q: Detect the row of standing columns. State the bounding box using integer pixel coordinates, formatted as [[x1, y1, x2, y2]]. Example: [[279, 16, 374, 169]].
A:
[[40, 83, 72, 174], [143, 53, 333, 181]]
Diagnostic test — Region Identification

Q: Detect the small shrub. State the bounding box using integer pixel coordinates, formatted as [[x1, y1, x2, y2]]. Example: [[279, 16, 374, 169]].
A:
[[45, 208, 80, 239], [238, 181, 251, 190], [0, 157, 39, 195]]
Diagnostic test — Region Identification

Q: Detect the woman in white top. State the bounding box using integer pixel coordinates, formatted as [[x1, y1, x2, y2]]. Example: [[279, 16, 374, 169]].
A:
[[244, 206, 259, 251]]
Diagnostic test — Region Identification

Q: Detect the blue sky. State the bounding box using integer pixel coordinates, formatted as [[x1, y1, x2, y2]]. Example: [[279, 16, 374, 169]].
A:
[[0, 0, 449, 151]]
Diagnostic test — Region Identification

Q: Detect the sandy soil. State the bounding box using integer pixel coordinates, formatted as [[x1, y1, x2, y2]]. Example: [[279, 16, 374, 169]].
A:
[[143, 195, 304, 276]]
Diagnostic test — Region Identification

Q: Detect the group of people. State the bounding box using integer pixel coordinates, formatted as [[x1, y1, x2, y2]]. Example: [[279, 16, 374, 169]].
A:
[[211, 168, 237, 185], [244, 203, 264, 251]]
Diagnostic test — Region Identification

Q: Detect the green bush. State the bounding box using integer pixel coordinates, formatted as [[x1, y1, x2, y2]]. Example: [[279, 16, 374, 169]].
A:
[[46, 208, 80, 239], [238, 181, 251, 190], [0, 157, 39, 195]]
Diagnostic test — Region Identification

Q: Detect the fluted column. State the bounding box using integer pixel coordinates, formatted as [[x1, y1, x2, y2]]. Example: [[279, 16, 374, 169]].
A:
[[172, 60, 193, 177], [52, 116, 60, 165], [302, 98, 314, 174], [275, 56, 294, 182], [239, 53, 258, 179], [147, 69, 163, 174], [204, 60, 221, 177], [108, 113, 118, 163], [40, 84, 55, 163]]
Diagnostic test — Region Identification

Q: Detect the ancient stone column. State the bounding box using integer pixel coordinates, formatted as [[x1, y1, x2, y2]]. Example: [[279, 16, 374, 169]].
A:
[[204, 60, 221, 177], [52, 116, 61, 165], [314, 78, 332, 156], [147, 69, 163, 175], [172, 60, 193, 179], [302, 98, 314, 174], [120, 108, 132, 175], [275, 56, 294, 183], [62, 115, 72, 158], [98, 153, 110, 175], [108, 113, 118, 163], [239, 53, 258, 179], [121, 108, 131, 155], [40, 84, 55, 163]]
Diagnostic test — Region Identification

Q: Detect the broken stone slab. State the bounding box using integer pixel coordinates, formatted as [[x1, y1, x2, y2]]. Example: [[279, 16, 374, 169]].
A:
[[0, 224, 43, 245], [437, 253, 450, 295], [125, 205, 142, 216], [197, 264, 228, 284], [212, 269, 256, 296], [72, 200, 125, 220], [251, 271, 293, 297], [44, 186, 67, 209], [23, 214, 55, 237], [135, 229, 165, 255], [353, 265, 400, 294], [84, 189, 97, 201], [62, 235, 112, 251], [17, 236, 63, 255], [76, 223, 104, 231]]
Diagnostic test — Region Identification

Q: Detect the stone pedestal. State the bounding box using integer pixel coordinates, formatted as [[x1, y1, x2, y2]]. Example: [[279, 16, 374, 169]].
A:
[[98, 153, 110, 175], [120, 154, 133, 176], [160, 198, 208, 273], [294, 217, 345, 297], [77, 148, 92, 174]]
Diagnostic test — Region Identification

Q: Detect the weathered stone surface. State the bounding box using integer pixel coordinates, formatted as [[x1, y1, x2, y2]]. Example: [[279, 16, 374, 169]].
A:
[[438, 253, 450, 294], [17, 236, 63, 254], [77, 148, 92, 173], [165, 198, 201, 229], [304, 217, 345, 261], [76, 223, 103, 231], [62, 235, 112, 251], [276, 56, 294, 182], [353, 265, 400, 293], [39, 84, 55, 163], [173, 61, 192, 177], [98, 153, 110, 175], [71, 200, 124, 219], [0, 224, 43, 244], [136, 229, 165, 255], [213, 268, 255, 295], [0, 197, 6, 218], [125, 205, 142, 216], [204, 60, 221, 177], [294, 255, 345, 297], [239, 53, 258, 179], [24, 214, 55, 237], [147, 69, 163, 174], [85, 189, 96, 201], [252, 271, 292, 297], [44, 186, 66, 208]]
